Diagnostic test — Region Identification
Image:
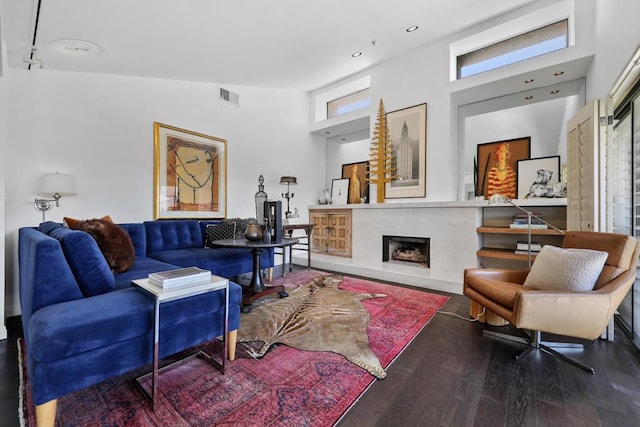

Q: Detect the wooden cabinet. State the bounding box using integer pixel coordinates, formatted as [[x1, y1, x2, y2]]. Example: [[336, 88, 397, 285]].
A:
[[309, 209, 352, 257], [477, 202, 566, 266]]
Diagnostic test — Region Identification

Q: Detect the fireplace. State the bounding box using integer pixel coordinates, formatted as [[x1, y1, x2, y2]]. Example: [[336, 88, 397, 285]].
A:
[[382, 235, 430, 268]]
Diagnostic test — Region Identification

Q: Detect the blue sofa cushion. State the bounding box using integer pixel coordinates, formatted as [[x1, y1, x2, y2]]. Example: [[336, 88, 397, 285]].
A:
[[28, 284, 242, 363], [19, 228, 84, 322], [113, 256, 182, 289], [144, 220, 203, 253], [118, 223, 147, 256], [76, 218, 136, 273], [38, 221, 65, 235], [148, 247, 264, 279], [48, 227, 115, 297]]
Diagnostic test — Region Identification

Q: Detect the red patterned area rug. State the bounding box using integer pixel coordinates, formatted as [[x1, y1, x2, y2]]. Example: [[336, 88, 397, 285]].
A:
[[19, 270, 448, 426]]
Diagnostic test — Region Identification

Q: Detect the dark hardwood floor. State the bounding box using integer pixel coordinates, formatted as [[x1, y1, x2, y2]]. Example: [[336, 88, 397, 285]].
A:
[[3, 271, 640, 426]]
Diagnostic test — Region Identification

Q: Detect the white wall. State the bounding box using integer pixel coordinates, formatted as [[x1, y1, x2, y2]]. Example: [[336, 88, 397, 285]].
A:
[[325, 137, 371, 200], [4, 68, 324, 316], [588, 0, 640, 99]]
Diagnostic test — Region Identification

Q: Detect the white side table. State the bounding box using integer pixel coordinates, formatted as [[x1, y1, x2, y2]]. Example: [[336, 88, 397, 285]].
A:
[[132, 275, 229, 409]]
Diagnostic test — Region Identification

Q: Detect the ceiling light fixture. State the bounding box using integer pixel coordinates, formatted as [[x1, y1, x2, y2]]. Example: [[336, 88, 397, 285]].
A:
[[525, 79, 534, 84], [406, 26, 419, 32], [53, 39, 100, 55], [352, 52, 362, 58]]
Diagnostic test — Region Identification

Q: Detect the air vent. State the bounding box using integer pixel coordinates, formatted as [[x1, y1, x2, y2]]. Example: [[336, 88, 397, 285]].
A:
[[219, 88, 240, 107]]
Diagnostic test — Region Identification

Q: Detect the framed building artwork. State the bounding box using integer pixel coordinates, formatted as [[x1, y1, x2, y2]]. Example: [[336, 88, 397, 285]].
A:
[[476, 137, 530, 199], [385, 103, 427, 199], [331, 178, 350, 205], [517, 155, 561, 198], [154, 122, 227, 219], [341, 161, 369, 203]]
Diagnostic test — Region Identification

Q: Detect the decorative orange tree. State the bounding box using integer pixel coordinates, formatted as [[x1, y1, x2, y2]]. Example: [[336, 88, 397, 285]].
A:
[[367, 99, 396, 203]]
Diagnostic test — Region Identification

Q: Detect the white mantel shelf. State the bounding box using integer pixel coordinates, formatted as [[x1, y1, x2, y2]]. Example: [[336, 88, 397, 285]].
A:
[[308, 198, 567, 210], [301, 199, 567, 295]]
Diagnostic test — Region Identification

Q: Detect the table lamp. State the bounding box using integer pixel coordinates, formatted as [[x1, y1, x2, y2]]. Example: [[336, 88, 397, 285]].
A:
[[280, 176, 297, 218]]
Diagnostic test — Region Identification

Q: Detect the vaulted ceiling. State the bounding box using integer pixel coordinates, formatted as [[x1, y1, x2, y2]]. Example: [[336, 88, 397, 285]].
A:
[[3, 0, 539, 91]]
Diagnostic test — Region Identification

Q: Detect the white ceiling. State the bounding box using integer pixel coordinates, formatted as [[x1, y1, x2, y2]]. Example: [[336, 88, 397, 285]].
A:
[[3, 0, 540, 91]]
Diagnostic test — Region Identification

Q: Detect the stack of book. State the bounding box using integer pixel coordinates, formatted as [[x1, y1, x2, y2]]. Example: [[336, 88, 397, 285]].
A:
[[148, 267, 211, 289], [509, 213, 548, 229], [514, 240, 543, 255]]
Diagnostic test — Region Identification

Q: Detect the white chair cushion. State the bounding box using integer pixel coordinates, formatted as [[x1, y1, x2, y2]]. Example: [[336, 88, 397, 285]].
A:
[[524, 245, 608, 292]]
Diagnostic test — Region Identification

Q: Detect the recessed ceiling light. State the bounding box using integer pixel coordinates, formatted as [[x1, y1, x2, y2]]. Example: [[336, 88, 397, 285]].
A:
[[525, 95, 533, 100], [53, 39, 100, 55], [550, 90, 560, 94], [554, 71, 565, 76], [406, 26, 419, 32], [525, 79, 534, 84], [352, 52, 362, 58]]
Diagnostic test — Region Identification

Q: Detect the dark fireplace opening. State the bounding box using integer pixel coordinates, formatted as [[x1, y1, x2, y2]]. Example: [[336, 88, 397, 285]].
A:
[[382, 235, 430, 268]]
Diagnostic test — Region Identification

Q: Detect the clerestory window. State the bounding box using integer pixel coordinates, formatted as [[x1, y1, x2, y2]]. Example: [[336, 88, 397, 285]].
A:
[[457, 19, 568, 79]]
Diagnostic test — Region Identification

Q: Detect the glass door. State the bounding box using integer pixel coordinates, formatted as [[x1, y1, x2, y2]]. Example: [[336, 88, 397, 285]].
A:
[[612, 88, 640, 347]]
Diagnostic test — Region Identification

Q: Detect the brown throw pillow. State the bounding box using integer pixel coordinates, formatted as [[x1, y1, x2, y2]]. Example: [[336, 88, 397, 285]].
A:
[[76, 218, 135, 273], [65, 215, 113, 230]]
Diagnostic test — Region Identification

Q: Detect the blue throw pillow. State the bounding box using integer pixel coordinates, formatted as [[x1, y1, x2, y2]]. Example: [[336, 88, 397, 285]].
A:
[[49, 228, 115, 297]]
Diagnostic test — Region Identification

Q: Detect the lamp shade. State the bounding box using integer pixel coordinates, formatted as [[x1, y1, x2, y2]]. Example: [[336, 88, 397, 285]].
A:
[[38, 173, 76, 197], [279, 176, 297, 185]]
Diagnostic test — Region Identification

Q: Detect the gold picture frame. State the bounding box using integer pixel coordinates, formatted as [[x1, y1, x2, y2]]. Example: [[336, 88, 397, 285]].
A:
[[154, 122, 227, 219]]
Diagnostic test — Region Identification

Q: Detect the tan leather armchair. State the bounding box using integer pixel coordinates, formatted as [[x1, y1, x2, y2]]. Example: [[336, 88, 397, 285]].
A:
[[464, 231, 640, 374]]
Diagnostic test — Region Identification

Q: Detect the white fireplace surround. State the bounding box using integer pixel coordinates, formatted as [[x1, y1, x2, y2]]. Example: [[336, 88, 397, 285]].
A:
[[292, 199, 565, 295]]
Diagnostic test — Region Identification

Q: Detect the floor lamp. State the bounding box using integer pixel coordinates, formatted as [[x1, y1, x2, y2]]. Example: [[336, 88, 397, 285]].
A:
[[488, 194, 563, 267]]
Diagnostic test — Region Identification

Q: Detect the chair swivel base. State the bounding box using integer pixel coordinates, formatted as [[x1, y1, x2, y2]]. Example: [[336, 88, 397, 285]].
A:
[[483, 329, 595, 374]]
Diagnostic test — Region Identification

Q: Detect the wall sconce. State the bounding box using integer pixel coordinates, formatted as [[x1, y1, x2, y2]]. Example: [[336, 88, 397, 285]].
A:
[[34, 173, 77, 222], [280, 176, 297, 217]]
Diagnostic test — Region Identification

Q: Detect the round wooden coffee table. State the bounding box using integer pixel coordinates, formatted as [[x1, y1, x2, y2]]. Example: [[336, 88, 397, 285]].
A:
[[210, 238, 298, 312]]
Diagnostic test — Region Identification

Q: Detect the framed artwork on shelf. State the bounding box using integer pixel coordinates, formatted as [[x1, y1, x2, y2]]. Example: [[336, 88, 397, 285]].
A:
[[385, 103, 427, 199], [331, 178, 350, 205], [476, 136, 530, 200], [517, 155, 561, 199], [341, 161, 369, 204], [154, 122, 227, 219]]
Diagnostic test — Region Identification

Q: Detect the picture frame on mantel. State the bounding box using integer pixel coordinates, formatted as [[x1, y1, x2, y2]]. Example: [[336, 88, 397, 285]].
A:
[[517, 155, 561, 199], [476, 136, 530, 200], [341, 161, 369, 203], [385, 103, 427, 199], [154, 122, 227, 219], [331, 178, 350, 205]]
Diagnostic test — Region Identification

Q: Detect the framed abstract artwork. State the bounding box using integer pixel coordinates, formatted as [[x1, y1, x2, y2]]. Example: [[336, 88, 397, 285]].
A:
[[476, 137, 530, 199], [331, 178, 350, 205], [385, 103, 427, 198], [154, 122, 227, 219], [517, 155, 561, 198], [341, 161, 369, 204]]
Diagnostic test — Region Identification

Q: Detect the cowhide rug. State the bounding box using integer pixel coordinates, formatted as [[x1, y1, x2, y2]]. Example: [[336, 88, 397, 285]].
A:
[[237, 274, 388, 379]]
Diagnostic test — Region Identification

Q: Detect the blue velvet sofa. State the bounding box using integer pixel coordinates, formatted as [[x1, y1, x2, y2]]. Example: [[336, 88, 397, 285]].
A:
[[18, 219, 273, 426]]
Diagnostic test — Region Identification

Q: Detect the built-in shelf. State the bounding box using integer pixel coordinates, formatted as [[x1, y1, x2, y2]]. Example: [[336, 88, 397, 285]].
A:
[[477, 247, 542, 261], [477, 202, 567, 265], [477, 226, 565, 235]]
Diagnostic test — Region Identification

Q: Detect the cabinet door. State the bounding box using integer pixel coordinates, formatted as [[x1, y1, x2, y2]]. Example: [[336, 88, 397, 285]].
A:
[[309, 209, 352, 257]]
